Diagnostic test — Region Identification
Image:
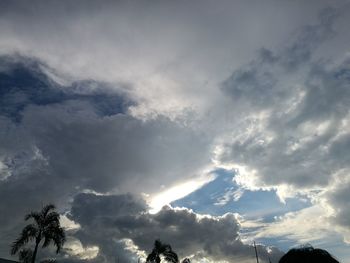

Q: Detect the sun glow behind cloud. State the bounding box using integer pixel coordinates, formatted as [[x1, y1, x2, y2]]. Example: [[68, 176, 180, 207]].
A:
[[149, 172, 216, 213]]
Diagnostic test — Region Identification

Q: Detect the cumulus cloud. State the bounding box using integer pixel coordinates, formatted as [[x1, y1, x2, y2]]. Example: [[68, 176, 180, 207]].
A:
[[67, 193, 284, 263]]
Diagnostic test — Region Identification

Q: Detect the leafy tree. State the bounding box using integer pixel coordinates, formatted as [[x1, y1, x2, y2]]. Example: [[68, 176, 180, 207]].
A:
[[146, 239, 179, 263], [11, 204, 66, 263]]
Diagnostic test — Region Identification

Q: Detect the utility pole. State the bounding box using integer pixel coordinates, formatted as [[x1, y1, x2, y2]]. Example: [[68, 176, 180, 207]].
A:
[[253, 241, 259, 263]]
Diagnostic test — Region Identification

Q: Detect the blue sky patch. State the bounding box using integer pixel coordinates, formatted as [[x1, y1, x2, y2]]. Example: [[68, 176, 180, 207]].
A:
[[172, 169, 312, 222]]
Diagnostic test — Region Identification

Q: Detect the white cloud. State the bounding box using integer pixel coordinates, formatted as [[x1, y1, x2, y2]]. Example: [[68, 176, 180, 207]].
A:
[[64, 237, 99, 260], [252, 205, 333, 243]]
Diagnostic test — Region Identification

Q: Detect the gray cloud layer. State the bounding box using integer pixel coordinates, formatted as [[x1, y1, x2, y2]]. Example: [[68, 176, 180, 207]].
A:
[[214, 5, 350, 249], [218, 6, 350, 190], [1, 0, 350, 262], [0, 57, 212, 260]]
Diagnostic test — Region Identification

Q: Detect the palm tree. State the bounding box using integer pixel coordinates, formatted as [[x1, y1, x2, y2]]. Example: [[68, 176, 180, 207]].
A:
[[10, 204, 66, 263], [146, 239, 179, 263]]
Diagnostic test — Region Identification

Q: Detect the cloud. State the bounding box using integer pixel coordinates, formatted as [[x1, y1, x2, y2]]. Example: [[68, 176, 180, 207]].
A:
[[0, 55, 213, 258], [1, 1, 350, 262], [321, 173, 350, 242], [67, 193, 284, 263], [217, 7, 350, 191], [1, 0, 341, 118], [213, 6, 350, 249], [0, 55, 213, 191], [0, 54, 133, 122], [251, 205, 334, 243]]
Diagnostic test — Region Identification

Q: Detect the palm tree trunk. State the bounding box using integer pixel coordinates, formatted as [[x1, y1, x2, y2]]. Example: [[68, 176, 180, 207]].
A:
[[31, 238, 40, 263]]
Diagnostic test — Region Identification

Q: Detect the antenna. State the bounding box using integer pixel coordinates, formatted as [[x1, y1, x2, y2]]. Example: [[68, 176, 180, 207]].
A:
[[253, 241, 259, 263]]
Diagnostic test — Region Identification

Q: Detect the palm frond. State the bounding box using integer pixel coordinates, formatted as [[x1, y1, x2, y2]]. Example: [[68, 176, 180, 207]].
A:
[[19, 249, 33, 263], [147, 240, 178, 263], [41, 204, 55, 218], [11, 224, 38, 255], [51, 227, 65, 253], [160, 244, 172, 254], [43, 212, 60, 226], [146, 250, 158, 263], [25, 212, 41, 224], [41, 236, 51, 249], [163, 250, 179, 263]]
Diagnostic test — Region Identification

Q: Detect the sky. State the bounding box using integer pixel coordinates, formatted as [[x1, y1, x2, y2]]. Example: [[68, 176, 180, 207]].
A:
[[0, 0, 350, 262]]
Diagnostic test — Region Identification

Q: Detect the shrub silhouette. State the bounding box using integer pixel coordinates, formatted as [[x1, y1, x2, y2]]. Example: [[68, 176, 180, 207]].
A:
[[10, 204, 66, 263]]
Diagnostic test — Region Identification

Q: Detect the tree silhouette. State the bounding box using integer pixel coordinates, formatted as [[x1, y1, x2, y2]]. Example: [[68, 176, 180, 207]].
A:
[[19, 249, 33, 263], [279, 246, 339, 263], [146, 239, 179, 263], [11, 204, 66, 263]]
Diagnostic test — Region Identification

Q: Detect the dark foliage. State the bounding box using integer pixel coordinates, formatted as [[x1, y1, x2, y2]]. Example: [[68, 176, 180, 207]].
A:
[[279, 246, 339, 263], [146, 240, 179, 263], [10, 204, 66, 263]]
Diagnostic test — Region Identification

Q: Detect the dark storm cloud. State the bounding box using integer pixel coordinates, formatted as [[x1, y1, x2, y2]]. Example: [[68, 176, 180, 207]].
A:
[[0, 55, 131, 256], [0, 55, 211, 190], [65, 193, 150, 263], [0, 56, 212, 258], [68, 193, 284, 263], [0, 55, 132, 121]]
